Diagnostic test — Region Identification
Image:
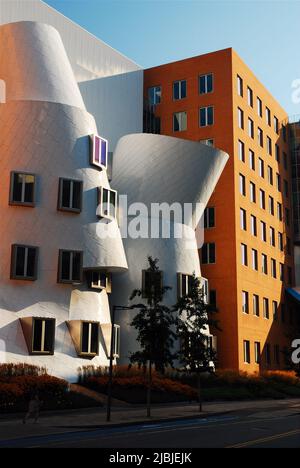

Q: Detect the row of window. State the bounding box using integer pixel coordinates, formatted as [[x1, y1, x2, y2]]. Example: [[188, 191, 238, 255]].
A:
[[240, 243, 293, 281], [238, 140, 288, 173], [243, 340, 282, 366], [148, 73, 213, 106], [173, 106, 214, 132], [240, 209, 291, 253], [237, 75, 285, 140], [22, 317, 120, 358], [8, 172, 117, 219], [241, 292, 292, 323]]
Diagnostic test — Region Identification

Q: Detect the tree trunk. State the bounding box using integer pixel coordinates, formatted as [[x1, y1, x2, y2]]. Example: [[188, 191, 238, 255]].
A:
[[147, 360, 152, 417], [197, 373, 202, 412]]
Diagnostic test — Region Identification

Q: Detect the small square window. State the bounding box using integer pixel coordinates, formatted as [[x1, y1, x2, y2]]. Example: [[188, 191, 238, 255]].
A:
[[11, 244, 38, 281], [97, 187, 117, 219], [58, 250, 83, 284], [10, 172, 36, 206], [90, 134, 108, 169], [58, 178, 83, 213]]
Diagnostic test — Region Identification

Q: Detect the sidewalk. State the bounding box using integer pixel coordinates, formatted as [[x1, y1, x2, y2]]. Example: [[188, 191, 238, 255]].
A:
[[0, 398, 300, 443]]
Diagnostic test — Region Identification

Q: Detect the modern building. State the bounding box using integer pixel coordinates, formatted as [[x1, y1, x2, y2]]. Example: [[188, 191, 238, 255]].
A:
[[0, 3, 228, 381], [144, 49, 296, 372]]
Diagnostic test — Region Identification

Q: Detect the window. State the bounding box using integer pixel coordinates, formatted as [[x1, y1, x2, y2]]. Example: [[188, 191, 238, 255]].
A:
[[266, 107, 271, 126], [112, 324, 121, 358], [259, 189, 265, 209], [89, 271, 111, 292], [241, 243, 248, 266], [265, 344, 271, 365], [97, 187, 117, 219], [267, 166, 273, 185], [286, 237, 291, 256], [202, 243, 216, 264], [276, 173, 281, 192], [148, 86, 161, 105], [247, 86, 253, 107], [275, 144, 280, 162], [249, 150, 255, 170], [177, 273, 193, 298], [258, 127, 263, 147], [278, 232, 284, 252], [253, 294, 260, 316], [90, 134, 108, 169], [282, 125, 287, 142], [200, 139, 214, 147], [237, 75, 243, 96], [199, 73, 213, 94], [257, 97, 262, 117], [173, 111, 187, 132], [244, 340, 250, 364], [199, 106, 214, 127], [274, 345, 280, 365], [240, 208, 247, 230], [248, 118, 254, 138], [142, 269, 163, 297], [58, 178, 83, 213], [32, 318, 55, 355], [242, 291, 249, 314], [238, 140, 245, 162], [255, 342, 261, 364], [266, 136, 272, 156], [239, 174, 246, 196], [270, 227, 275, 247], [262, 254, 268, 275], [272, 301, 278, 321], [277, 202, 283, 221], [11, 245, 38, 281], [250, 182, 256, 203], [173, 80, 187, 100], [269, 196, 274, 216], [252, 249, 258, 271], [251, 215, 257, 236], [279, 263, 284, 281], [58, 250, 83, 284], [263, 298, 269, 319], [10, 172, 36, 206], [271, 258, 277, 279], [204, 207, 215, 228], [259, 158, 265, 178], [238, 107, 244, 129], [80, 322, 99, 356], [261, 221, 267, 242], [274, 116, 279, 134]]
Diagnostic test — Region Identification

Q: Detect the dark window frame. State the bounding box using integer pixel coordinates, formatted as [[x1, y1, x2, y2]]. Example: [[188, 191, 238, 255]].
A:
[[31, 318, 56, 355], [58, 178, 83, 213], [58, 249, 83, 284], [9, 171, 36, 207], [10, 244, 39, 281]]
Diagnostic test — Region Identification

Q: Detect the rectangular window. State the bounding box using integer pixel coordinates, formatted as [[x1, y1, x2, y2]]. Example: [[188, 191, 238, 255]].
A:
[[277, 202, 283, 221], [241, 243, 248, 266], [199, 73, 213, 94], [267, 166, 273, 185], [269, 196, 274, 216], [242, 291, 249, 314], [266, 107, 271, 126], [81, 322, 99, 356], [240, 208, 247, 230], [274, 116, 279, 134], [173, 80, 187, 100], [142, 269, 163, 297], [249, 150, 255, 170], [247, 87, 253, 107], [259, 158, 265, 178], [261, 221, 267, 242], [244, 340, 250, 364], [257, 97, 262, 117], [238, 107, 244, 129], [177, 273, 193, 298], [275, 144, 280, 162], [276, 173, 281, 192], [148, 86, 161, 105], [58, 178, 83, 213], [10, 172, 36, 206], [250, 182, 256, 203], [173, 111, 187, 132], [251, 215, 257, 236], [32, 318, 55, 354], [253, 294, 260, 316], [272, 301, 278, 321], [90, 134, 108, 169], [58, 250, 83, 284], [97, 187, 117, 219], [237, 75, 243, 96], [239, 174, 246, 196], [259, 189, 265, 209], [11, 244, 38, 281], [255, 342, 261, 364], [248, 118, 254, 138], [238, 140, 245, 162], [262, 254, 268, 275], [279, 263, 284, 281], [278, 232, 284, 251], [263, 298, 269, 319], [252, 249, 258, 271], [201, 243, 216, 264], [204, 207, 215, 228], [258, 127, 263, 147], [199, 106, 214, 127], [113, 324, 121, 358], [271, 258, 277, 279], [270, 227, 275, 247]]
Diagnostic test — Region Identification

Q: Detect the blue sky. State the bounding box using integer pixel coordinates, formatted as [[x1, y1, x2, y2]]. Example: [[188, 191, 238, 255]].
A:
[[44, 0, 300, 116]]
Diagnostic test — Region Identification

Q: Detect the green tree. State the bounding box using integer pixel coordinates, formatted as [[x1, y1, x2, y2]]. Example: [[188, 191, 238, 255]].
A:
[[175, 273, 218, 411], [129, 256, 177, 416]]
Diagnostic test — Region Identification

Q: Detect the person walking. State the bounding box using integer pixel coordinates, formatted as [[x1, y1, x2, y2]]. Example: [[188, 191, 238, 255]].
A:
[[23, 392, 42, 424]]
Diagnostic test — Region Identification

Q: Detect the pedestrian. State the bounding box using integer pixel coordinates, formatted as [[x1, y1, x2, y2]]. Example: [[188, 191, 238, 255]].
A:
[[23, 392, 42, 424]]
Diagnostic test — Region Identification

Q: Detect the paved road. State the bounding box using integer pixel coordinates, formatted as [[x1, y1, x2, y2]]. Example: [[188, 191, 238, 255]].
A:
[[1, 403, 299, 448]]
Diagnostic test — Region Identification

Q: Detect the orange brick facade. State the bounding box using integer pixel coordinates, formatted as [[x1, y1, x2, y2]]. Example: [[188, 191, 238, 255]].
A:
[[144, 48, 295, 372]]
